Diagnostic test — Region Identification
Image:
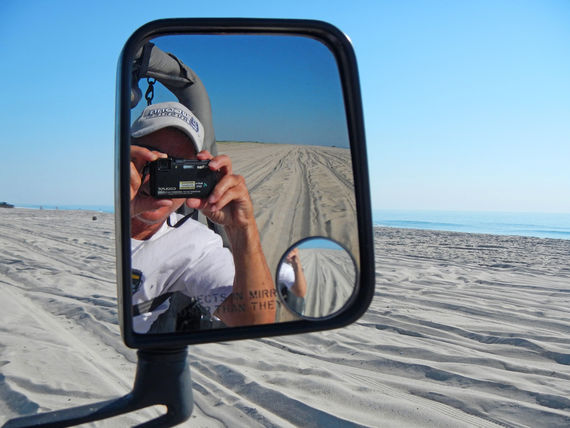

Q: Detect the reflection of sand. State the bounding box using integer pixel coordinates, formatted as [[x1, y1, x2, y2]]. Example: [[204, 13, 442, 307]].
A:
[[2, 213, 570, 426], [297, 248, 355, 317], [218, 142, 358, 276]]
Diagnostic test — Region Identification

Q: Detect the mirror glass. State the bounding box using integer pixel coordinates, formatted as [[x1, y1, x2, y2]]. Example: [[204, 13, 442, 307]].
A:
[[128, 34, 358, 334], [276, 238, 356, 319]]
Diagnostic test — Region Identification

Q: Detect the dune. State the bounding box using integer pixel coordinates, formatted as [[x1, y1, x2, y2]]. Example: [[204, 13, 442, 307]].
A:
[[1, 206, 569, 426]]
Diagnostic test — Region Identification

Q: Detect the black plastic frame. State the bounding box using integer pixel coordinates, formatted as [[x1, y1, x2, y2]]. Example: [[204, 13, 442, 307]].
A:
[[116, 18, 374, 349]]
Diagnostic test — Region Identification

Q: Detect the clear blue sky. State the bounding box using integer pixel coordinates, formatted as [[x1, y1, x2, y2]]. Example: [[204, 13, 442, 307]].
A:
[[140, 34, 349, 146], [1, 0, 569, 213]]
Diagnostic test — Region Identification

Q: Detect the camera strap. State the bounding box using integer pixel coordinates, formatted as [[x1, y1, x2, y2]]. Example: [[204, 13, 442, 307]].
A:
[[167, 211, 196, 228], [132, 292, 173, 317]]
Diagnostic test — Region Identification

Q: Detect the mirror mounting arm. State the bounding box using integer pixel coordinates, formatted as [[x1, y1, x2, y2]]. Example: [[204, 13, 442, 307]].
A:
[[3, 347, 194, 428]]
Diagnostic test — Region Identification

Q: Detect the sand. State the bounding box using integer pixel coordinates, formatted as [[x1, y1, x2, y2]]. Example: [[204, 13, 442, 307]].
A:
[[293, 247, 356, 318], [217, 142, 359, 274], [1, 206, 569, 427]]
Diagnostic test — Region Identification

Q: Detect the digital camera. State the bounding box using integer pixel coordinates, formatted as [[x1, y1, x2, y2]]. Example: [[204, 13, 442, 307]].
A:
[[148, 158, 219, 198]]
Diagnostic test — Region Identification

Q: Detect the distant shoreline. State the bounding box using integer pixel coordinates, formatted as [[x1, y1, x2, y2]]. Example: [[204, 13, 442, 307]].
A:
[[5, 206, 569, 240], [10, 203, 569, 241], [374, 209, 570, 240], [373, 224, 568, 242], [12, 204, 114, 213]]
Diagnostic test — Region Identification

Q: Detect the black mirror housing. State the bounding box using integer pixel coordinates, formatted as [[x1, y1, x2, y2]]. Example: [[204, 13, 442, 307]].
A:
[[115, 18, 374, 349]]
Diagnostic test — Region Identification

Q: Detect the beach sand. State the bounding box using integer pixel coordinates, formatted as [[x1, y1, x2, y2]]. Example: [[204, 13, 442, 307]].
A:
[[217, 142, 358, 274], [293, 247, 356, 318], [1, 207, 569, 427]]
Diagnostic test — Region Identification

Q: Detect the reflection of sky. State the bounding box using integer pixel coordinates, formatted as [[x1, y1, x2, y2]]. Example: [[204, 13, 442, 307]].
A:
[[134, 35, 349, 148], [297, 237, 344, 251]]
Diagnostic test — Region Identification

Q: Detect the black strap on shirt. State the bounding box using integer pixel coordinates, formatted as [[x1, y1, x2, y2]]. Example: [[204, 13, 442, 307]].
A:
[[132, 292, 173, 316]]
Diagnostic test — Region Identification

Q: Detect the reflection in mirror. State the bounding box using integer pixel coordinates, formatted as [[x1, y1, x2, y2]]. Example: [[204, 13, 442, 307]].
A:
[[130, 101, 276, 334], [277, 238, 356, 319], [128, 34, 358, 334]]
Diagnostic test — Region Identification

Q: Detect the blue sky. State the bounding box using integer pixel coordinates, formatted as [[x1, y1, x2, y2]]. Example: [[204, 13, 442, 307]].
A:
[[1, 0, 569, 213], [137, 34, 348, 146]]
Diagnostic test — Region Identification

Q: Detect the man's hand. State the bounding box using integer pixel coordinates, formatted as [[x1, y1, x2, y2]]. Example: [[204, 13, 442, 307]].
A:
[[286, 248, 301, 266], [130, 145, 168, 217], [185, 151, 254, 230]]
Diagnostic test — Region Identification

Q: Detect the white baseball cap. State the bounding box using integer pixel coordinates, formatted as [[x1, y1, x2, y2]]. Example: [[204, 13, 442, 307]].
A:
[[131, 101, 204, 152]]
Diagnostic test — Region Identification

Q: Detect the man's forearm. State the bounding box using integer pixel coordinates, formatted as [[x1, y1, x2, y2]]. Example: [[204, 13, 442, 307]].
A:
[[290, 262, 307, 298], [216, 222, 275, 326]]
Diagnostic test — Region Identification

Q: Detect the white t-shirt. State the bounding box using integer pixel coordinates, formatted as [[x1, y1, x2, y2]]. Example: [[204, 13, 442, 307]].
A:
[[131, 215, 234, 333], [277, 262, 295, 289]]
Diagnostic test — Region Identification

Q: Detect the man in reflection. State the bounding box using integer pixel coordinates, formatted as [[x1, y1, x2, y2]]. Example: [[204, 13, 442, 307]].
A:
[[277, 247, 307, 315], [130, 101, 275, 333]]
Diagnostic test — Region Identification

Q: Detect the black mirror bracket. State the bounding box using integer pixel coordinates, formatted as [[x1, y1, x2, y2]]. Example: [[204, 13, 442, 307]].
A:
[[3, 347, 194, 428]]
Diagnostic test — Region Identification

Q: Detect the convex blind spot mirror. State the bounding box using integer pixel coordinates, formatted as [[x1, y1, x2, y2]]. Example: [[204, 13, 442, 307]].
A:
[[116, 18, 374, 348], [277, 238, 357, 319]]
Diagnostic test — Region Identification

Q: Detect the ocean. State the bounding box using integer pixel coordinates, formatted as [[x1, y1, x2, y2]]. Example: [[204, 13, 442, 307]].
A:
[[373, 210, 570, 240]]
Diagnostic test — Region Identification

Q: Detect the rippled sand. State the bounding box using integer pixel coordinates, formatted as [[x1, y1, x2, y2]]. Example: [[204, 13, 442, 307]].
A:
[[1, 209, 569, 426]]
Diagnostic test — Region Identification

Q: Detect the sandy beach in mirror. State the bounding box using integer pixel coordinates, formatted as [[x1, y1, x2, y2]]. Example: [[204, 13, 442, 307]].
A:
[[218, 142, 359, 273], [1, 206, 569, 426]]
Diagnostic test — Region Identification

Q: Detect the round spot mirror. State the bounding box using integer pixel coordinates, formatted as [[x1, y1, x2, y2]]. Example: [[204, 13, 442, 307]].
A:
[[276, 238, 357, 319]]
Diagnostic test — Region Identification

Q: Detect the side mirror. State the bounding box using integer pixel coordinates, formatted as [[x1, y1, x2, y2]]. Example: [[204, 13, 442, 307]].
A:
[[116, 18, 374, 348], [4, 18, 374, 428]]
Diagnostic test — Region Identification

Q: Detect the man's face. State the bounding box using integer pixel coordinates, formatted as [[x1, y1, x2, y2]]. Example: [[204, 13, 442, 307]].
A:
[[132, 127, 198, 225]]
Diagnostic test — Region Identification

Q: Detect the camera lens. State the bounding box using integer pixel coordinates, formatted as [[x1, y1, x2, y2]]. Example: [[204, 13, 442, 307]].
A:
[[157, 158, 171, 170]]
